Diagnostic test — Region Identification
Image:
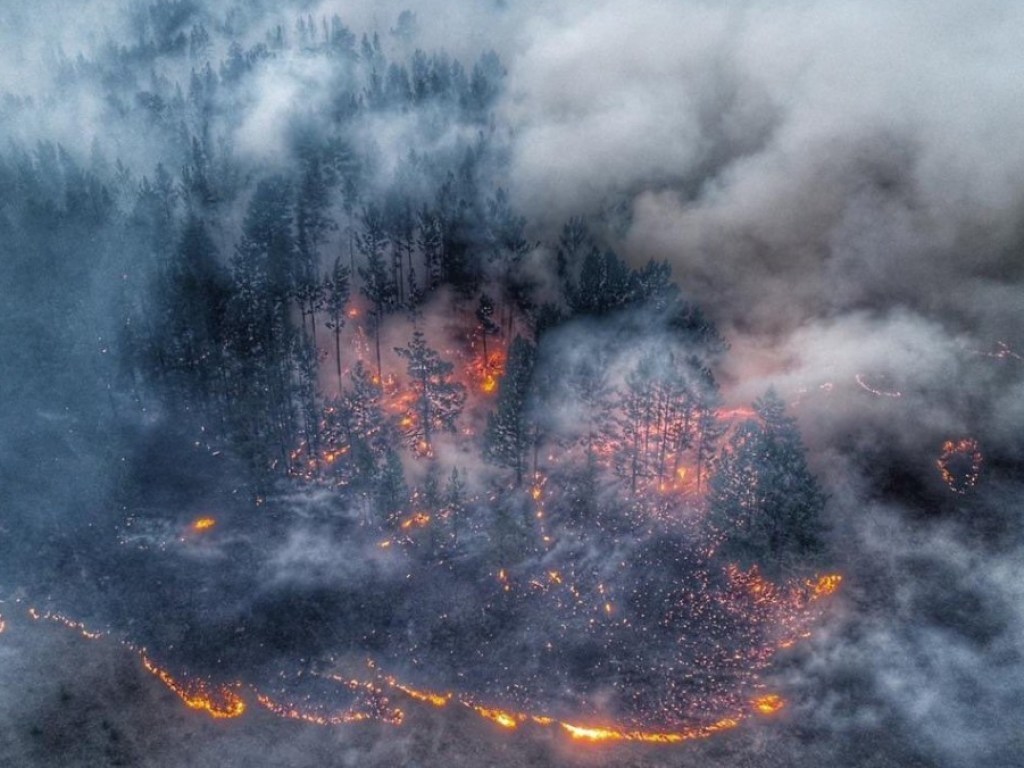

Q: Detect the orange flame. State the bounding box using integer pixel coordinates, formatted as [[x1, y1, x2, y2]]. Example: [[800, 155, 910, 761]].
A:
[[141, 656, 245, 719], [471, 704, 523, 729], [810, 573, 842, 598], [753, 694, 785, 715], [191, 517, 216, 532], [400, 512, 431, 531]]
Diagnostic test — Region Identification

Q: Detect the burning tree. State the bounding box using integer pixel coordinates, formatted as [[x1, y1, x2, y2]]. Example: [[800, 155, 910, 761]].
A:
[[394, 329, 467, 454]]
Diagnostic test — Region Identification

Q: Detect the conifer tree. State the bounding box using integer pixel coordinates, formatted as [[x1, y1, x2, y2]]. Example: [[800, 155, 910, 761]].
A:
[[484, 336, 536, 485], [394, 330, 466, 453], [323, 256, 351, 392], [707, 389, 826, 572]]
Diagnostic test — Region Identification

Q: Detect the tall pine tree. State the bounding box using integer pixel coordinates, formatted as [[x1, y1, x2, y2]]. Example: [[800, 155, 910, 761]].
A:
[[707, 389, 825, 573]]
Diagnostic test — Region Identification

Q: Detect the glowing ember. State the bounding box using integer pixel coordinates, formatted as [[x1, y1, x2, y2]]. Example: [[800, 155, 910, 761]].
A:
[[190, 516, 216, 532], [141, 655, 246, 719], [29, 608, 104, 640], [854, 373, 902, 398], [388, 679, 452, 708], [810, 573, 843, 597], [937, 438, 983, 494], [25, 569, 840, 746], [400, 512, 431, 530], [467, 347, 507, 395], [254, 692, 371, 726]]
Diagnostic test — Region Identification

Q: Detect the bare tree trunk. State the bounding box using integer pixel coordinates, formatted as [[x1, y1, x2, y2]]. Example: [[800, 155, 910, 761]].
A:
[[334, 325, 343, 392]]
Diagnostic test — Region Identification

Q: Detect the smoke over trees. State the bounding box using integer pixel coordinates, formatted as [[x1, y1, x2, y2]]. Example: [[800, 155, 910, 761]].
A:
[[1, 2, 1022, 768]]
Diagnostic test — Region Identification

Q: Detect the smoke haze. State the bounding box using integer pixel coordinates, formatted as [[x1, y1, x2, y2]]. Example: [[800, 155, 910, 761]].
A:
[[1, 2, 1022, 767]]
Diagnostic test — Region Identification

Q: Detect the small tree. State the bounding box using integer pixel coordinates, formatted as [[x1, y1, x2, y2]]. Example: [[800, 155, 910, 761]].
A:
[[444, 467, 467, 550], [475, 292, 500, 362], [394, 330, 467, 454], [356, 205, 394, 382], [484, 336, 536, 486], [323, 257, 351, 392]]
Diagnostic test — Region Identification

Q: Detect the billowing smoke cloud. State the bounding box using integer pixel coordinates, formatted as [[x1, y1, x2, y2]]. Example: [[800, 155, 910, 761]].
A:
[[1, 2, 1022, 767]]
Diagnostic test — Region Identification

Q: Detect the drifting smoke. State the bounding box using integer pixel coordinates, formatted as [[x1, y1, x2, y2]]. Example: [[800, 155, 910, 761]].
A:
[[1, 2, 1023, 768]]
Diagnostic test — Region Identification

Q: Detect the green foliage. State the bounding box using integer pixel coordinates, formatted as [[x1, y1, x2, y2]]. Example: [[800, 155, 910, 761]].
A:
[[394, 330, 467, 451], [484, 336, 536, 485], [708, 389, 826, 573]]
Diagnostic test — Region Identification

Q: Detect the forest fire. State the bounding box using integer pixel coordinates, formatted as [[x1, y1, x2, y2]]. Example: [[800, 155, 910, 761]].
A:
[[937, 438, 983, 494], [20, 554, 841, 746], [469, 348, 507, 395], [141, 655, 246, 719], [387, 679, 452, 707], [28, 608, 104, 640], [399, 512, 432, 530], [753, 694, 785, 715], [254, 692, 372, 726], [559, 715, 741, 744], [811, 573, 843, 597], [190, 516, 216, 532], [470, 704, 524, 729]]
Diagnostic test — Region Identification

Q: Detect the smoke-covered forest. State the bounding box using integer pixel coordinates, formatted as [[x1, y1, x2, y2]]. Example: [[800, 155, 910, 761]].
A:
[[1, 2, 1022, 767]]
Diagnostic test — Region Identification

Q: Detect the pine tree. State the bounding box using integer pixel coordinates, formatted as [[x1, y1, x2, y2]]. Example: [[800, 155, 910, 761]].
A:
[[294, 155, 334, 346], [444, 467, 467, 550], [475, 292, 499, 361], [568, 248, 632, 316], [225, 176, 297, 471], [323, 256, 351, 392], [707, 389, 826, 572], [156, 217, 230, 406], [356, 204, 394, 381], [484, 336, 536, 485], [394, 330, 466, 454], [377, 447, 408, 524]]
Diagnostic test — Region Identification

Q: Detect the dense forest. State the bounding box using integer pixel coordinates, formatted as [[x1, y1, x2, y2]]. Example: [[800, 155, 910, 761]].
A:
[[2, 3, 1022, 767]]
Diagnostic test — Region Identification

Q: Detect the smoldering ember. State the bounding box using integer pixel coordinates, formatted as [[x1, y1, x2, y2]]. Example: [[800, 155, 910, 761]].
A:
[[1, 2, 1022, 767]]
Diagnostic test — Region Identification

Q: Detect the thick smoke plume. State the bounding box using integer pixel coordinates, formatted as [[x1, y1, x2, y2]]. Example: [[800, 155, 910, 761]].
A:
[[1, 2, 1022, 767]]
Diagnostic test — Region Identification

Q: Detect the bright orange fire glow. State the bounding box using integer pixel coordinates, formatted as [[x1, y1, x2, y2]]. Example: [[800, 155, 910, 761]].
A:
[[388, 679, 452, 708], [191, 516, 216, 532], [467, 347, 507, 395], [810, 573, 843, 597], [400, 512, 431, 531], [471, 704, 524, 729], [559, 715, 740, 744], [141, 655, 246, 719], [753, 694, 785, 715]]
